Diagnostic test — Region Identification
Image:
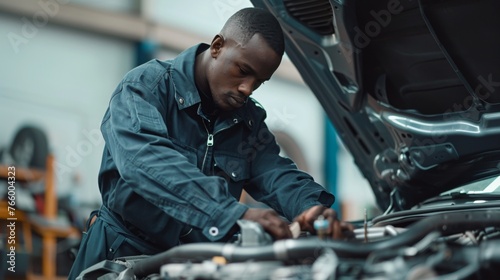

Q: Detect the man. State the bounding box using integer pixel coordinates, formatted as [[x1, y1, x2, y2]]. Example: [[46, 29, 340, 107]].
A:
[[69, 7, 350, 279]]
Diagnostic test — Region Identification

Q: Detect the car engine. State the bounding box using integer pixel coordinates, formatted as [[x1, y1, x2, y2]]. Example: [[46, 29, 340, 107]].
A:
[[77, 207, 500, 280]]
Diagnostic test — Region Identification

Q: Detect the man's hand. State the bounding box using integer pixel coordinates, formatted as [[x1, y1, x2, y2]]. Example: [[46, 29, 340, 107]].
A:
[[241, 208, 292, 240], [294, 205, 354, 239]]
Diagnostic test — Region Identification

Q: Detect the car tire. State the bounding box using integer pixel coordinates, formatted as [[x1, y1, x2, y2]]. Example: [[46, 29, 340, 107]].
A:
[[9, 126, 49, 169]]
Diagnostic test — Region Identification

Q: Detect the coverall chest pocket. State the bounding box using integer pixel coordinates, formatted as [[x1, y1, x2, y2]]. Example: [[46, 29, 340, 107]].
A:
[[214, 153, 250, 200]]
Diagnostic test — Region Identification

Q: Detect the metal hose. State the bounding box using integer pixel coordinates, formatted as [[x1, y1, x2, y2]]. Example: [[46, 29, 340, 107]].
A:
[[133, 209, 500, 278]]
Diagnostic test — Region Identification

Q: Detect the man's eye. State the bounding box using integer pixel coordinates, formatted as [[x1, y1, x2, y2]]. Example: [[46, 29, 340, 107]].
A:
[[239, 67, 248, 75]]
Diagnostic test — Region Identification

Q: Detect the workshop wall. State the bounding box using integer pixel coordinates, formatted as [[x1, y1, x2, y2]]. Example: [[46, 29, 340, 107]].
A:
[[0, 14, 134, 206]]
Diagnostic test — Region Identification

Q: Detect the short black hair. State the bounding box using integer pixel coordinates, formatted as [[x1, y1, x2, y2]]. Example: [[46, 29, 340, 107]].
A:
[[222, 8, 285, 56]]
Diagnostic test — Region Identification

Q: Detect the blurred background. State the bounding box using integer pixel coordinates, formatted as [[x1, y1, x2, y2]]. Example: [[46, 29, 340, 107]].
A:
[[0, 0, 378, 279]]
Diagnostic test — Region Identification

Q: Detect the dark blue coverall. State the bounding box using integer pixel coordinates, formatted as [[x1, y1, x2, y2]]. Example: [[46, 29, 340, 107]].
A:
[[68, 44, 335, 279]]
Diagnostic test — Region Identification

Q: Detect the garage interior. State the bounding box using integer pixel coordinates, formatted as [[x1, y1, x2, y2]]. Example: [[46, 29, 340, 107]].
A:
[[0, 0, 377, 279]]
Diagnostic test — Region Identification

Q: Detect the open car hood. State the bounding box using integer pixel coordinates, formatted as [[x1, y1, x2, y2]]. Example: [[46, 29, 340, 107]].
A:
[[251, 0, 500, 211]]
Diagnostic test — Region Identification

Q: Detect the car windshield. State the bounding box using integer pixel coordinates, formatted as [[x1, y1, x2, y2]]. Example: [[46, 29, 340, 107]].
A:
[[441, 176, 500, 195]]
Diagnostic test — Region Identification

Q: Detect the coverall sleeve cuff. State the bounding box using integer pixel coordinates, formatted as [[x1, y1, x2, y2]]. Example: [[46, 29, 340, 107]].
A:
[[202, 200, 249, 242], [295, 190, 335, 218]]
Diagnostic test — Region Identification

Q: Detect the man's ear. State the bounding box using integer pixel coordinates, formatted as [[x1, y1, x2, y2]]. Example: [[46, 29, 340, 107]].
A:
[[210, 34, 224, 58]]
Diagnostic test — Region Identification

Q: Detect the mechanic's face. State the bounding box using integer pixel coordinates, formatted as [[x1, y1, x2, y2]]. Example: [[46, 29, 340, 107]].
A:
[[208, 33, 282, 111]]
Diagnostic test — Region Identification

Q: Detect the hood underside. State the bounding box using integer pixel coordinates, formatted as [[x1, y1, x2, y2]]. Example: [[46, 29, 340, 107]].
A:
[[251, 0, 500, 211]]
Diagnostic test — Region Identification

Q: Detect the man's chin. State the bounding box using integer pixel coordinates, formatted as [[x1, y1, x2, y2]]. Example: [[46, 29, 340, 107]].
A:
[[217, 98, 242, 111], [214, 102, 236, 112]]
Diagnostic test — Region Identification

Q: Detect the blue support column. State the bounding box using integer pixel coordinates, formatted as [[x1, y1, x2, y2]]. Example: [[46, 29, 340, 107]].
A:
[[324, 116, 340, 215], [135, 39, 158, 66]]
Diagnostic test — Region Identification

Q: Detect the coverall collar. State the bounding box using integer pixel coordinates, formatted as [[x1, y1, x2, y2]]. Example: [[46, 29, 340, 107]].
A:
[[170, 43, 254, 130]]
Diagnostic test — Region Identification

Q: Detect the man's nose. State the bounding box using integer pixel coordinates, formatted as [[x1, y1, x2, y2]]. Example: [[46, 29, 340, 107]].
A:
[[238, 80, 255, 97]]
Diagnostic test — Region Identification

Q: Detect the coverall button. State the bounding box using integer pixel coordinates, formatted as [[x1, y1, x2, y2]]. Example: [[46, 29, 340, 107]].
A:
[[248, 120, 253, 127], [233, 118, 238, 123], [179, 97, 185, 104], [231, 172, 237, 178], [209, 227, 219, 236]]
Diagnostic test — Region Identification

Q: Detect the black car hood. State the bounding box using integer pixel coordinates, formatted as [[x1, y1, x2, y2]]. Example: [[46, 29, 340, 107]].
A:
[[251, 0, 500, 211]]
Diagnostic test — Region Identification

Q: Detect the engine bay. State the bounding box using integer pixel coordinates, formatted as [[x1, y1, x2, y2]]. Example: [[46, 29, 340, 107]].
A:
[[77, 207, 500, 280]]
